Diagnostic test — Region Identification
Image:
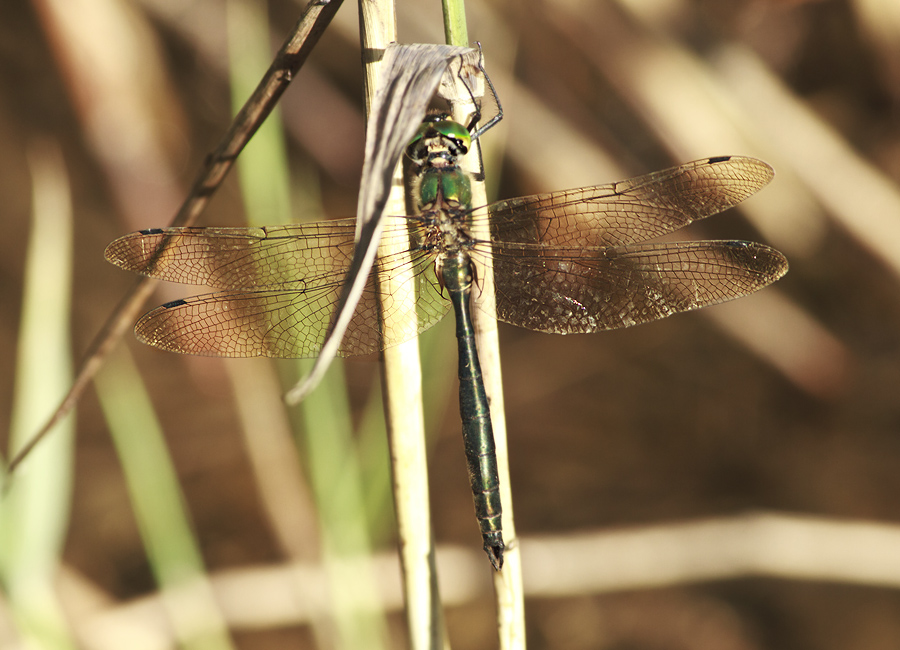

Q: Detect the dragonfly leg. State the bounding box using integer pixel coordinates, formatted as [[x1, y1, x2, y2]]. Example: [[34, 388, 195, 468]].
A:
[[461, 43, 504, 142]]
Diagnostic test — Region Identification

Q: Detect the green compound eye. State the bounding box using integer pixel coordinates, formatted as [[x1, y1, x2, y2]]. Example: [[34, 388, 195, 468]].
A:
[[432, 119, 471, 152], [408, 118, 471, 153]]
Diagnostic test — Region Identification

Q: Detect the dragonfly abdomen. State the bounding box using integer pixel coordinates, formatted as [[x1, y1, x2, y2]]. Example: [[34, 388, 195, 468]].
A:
[[441, 250, 504, 570]]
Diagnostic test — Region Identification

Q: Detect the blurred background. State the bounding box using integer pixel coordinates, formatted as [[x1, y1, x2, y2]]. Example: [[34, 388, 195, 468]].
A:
[[3, 0, 900, 648]]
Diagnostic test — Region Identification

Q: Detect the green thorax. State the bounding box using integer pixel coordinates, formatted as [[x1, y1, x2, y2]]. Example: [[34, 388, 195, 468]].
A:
[[416, 165, 472, 212], [407, 115, 474, 212]]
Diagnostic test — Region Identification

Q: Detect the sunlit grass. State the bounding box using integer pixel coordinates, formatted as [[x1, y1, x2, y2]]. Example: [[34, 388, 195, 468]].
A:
[[94, 347, 235, 650], [226, 0, 391, 647], [0, 140, 77, 648]]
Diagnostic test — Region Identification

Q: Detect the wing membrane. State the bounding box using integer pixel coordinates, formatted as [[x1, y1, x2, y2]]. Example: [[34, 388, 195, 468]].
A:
[[472, 239, 788, 333], [110, 222, 450, 357], [105, 219, 414, 290], [108, 156, 784, 356], [476, 156, 773, 248]]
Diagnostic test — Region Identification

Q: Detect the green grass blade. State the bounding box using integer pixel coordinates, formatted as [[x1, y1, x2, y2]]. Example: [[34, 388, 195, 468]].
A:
[[94, 347, 236, 650], [226, 1, 390, 648], [442, 0, 469, 46], [0, 140, 77, 649], [294, 362, 391, 649], [226, 0, 292, 227]]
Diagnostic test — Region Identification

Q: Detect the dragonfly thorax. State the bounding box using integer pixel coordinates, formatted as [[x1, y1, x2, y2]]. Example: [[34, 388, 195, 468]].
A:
[[413, 180, 475, 256], [406, 115, 478, 273], [415, 165, 472, 212]]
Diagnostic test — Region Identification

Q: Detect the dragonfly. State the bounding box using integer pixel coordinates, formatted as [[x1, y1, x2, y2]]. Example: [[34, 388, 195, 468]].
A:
[[106, 114, 788, 570]]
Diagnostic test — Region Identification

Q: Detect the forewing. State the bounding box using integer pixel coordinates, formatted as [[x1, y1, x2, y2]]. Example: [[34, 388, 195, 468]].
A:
[[472, 240, 788, 333], [104, 220, 371, 289], [478, 156, 773, 248]]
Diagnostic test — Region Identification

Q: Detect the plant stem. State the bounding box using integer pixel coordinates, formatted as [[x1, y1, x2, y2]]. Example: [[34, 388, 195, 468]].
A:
[[442, 0, 469, 46]]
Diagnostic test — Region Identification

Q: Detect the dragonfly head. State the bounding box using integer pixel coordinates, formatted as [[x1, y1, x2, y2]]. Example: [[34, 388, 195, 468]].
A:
[[406, 114, 471, 168]]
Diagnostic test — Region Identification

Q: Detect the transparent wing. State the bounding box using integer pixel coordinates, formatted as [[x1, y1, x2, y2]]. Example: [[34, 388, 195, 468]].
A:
[[472, 239, 788, 333], [107, 219, 377, 289], [106, 156, 783, 355], [106, 220, 450, 358], [472, 156, 773, 248]]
